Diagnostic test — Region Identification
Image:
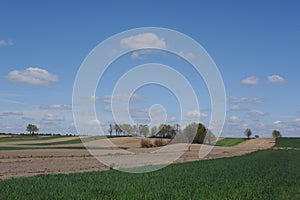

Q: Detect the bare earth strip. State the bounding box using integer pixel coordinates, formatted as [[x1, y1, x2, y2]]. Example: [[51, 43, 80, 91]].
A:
[[0, 138, 275, 179]]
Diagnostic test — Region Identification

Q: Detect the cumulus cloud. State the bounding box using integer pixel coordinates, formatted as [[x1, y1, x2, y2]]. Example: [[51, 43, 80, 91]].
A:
[[121, 33, 167, 59], [267, 75, 285, 84], [186, 110, 208, 118], [230, 105, 244, 111], [228, 97, 265, 103], [294, 118, 300, 124], [273, 120, 281, 125], [86, 119, 103, 126], [42, 114, 65, 122], [8, 67, 58, 86], [167, 116, 177, 123], [241, 76, 259, 86], [229, 116, 240, 123], [40, 104, 72, 110], [121, 33, 167, 50], [0, 39, 13, 46], [248, 110, 265, 117], [99, 93, 144, 103], [178, 51, 195, 59]]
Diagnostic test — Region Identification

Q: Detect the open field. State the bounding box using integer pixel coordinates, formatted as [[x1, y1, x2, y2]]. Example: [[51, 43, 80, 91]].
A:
[[0, 150, 299, 199], [0, 135, 275, 179], [215, 138, 247, 146], [275, 138, 300, 148]]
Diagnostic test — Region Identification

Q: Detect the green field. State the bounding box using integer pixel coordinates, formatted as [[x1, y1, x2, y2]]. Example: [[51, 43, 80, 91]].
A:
[[24, 136, 106, 146], [215, 138, 247, 147], [0, 150, 299, 199], [0, 146, 105, 151], [0, 135, 67, 143], [275, 137, 300, 148]]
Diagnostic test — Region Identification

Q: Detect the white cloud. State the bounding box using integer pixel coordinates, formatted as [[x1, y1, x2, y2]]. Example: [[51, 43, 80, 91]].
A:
[[0, 39, 13, 46], [273, 120, 282, 125], [121, 33, 167, 59], [248, 110, 265, 117], [101, 93, 144, 103], [294, 118, 300, 123], [228, 97, 265, 103], [86, 119, 103, 126], [241, 76, 259, 86], [40, 104, 71, 110], [229, 116, 240, 123], [167, 116, 177, 123], [178, 51, 195, 59], [230, 105, 243, 111], [121, 33, 167, 50], [186, 110, 208, 118], [42, 114, 65, 122], [267, 75, 285, 84], [8, 67, 58, 86], [0, 111, 24, 117]]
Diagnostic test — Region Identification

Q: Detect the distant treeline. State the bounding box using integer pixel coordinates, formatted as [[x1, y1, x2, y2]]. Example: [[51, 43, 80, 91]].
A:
[[0, 133, 76, 137]]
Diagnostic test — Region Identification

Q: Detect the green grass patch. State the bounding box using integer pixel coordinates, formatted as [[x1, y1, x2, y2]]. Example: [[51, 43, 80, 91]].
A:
[[0, 146, 105, 150], [0, 146, 29, 150], [0, 150, 299, 199], [275, 137, 300, 148], [0, 135, 67, 143], [24, 136, 106, 146], [215, 138, 247, 147]]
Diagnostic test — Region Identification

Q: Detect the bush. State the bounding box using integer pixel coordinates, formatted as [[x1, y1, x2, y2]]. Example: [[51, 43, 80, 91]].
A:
[[140, 139, 152, 148], [141, 139, 168, 148], [154, 139, 166, 147]]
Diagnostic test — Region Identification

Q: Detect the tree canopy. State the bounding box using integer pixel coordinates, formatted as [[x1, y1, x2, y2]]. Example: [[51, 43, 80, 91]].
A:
[[26, 124, 39, 135]]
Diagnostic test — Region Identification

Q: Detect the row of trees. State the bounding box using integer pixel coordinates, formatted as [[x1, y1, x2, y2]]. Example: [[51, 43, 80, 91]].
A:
[[244, 128, 282, 139], [108, 122, 216, 144], [24, 123, 282, 140]]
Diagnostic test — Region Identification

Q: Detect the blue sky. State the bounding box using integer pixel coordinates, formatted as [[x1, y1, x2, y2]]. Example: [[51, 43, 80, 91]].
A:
[[0, 0, 299, 137]]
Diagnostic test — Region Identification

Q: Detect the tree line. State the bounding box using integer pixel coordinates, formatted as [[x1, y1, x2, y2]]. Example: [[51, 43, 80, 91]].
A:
[[108, 122, 216, 144]]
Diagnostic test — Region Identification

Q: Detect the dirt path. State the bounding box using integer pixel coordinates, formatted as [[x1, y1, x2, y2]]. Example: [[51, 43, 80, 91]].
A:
[[0, 138, 275, 179]]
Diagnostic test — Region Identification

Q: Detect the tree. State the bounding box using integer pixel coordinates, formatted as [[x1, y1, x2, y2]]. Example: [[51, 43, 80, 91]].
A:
[[151, 126, 158, 136], [139, 125, 149, 137], [114, 124, 122, 136], [182, 123, 208, 144], [193, 123, 207, 143], [26, 124, 39, 135], [108, 124, 113, 136], [204, 129, 216, 145], [119, 124, 133, 135], [272, 130, 282, 138], [244, 128, 252, 139]]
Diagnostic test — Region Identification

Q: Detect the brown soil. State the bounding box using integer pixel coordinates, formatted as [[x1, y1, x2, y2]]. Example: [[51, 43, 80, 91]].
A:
[[0, 137, 275, 180]]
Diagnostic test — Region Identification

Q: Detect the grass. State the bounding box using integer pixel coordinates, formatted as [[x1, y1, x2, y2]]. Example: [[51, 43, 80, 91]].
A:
[[24, 136, 106, 146], [215, 138, 247, 147], [275, 137, 300, 148], [0, 146, 105, 151], [0, 135, 67, 143], [0, 146, 29, 150], [0, 150, 299, 199]]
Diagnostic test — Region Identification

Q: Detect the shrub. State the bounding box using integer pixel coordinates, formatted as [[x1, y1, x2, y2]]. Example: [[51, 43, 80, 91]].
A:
[[154, 139, 166, 147], [140, 139, 152, 148]]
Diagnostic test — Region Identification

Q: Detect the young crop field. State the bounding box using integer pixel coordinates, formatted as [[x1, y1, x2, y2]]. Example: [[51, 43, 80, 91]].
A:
[[275, 137, 300, 148], [23, 136, 106, 146], [0, 150, 299, 199], [215, 138, 247, 147], [0, 135, 67, 143]]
